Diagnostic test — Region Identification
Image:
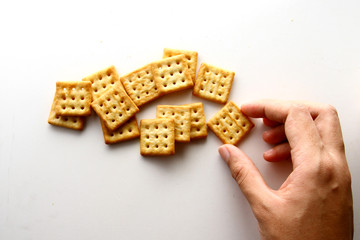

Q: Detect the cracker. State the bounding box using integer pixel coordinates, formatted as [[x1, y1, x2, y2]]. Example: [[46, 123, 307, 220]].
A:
[[101, 117, 140, 144], [181, 102, 207, 139], [156, 105, 191, 142], [82, 65, 122, 101], [152, 54, 193, 94], [140, 118, 175, 156], [48, 95, 84, 130], [207, 101, 254, 145], [163, 48, 198, 83], [91, 84, 139, 131], [120, 63, 162, 107], [193, 63, 235, 104], [54, 81, 92, 116]]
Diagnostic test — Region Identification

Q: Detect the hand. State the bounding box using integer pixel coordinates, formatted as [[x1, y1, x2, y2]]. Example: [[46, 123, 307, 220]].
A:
[[218, 100, 353, 240]]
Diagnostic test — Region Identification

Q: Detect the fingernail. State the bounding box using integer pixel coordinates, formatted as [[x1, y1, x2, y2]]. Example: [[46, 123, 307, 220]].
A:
[[263, 149, 273, 158], [218, 146, 230, 163]]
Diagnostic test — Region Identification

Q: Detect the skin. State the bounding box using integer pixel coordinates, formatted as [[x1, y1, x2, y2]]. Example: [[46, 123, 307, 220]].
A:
[[218, 100, 353, 240]]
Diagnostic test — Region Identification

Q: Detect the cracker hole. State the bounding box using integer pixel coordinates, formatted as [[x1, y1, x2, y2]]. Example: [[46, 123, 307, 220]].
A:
[[138, 75, 141, 78], [119, 113, 123, 117], [242, 123, 246, 127], [81, 106, 84, 110], [180, 131, 183, 135], [113, 106, 116, 109], [64, 118, 68, 121], [155, 125, 158, 129], [155, 144, 159, 148], [176, 61, 180, 65], [167, 64, 171, 67], [218, 93, 222, 96], [187, 57, 191, 61], [126, 108, 130, 111], [197, 128, 200, 131], [164, 144, 168, 148], [164, 84, 167, 87], [170, 72, 173, 76], [223, 129, 226, 133], [145, 125, 150, 129], [179, 70, 183, 74], [210, 90, 213, 93], [100, 104, 103, 107], [173, 81, 176, 85], [72, 106, 75, 110], [216, 122, 219, 125], [146, 71, 149, 74], [155, 135, 158, 139], [111, 81, 114, 85], [110, 133, 114, 137], [95, 89, 98, 92], [146, 135, 149, 139], [137, 96, 140, 99], [146, 91, 149, 95], [142, 83, 145, 87], [107, 98, 111, 102], [164, 134, 168, 138], [230, 123, 233, 126], [150, 79, 154, 83], [112, 119, 115, 122], [162, 112, 165, 116], [99, 75, 103, 80], [56, 116, 60, 119], [195, 119, 199, 122], [129, 129, 132, 132], [164, 125, 168, 129], [172, 112, 175, 116], [229, 109, 233, 113], [119, 131, 123, 134], [106, 112, 109, 115], [146, 144, 150, 148], [107, 71, 111, 77], [236, 130, 240, 133], [81, 96, 84, 100], [230, 136, 233, 140], [154, 87, 158, 91], [161, 75, 164, 79]]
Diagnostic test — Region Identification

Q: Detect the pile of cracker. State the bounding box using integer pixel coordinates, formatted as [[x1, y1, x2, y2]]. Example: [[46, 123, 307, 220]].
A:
[[48, 48, 254, 156]]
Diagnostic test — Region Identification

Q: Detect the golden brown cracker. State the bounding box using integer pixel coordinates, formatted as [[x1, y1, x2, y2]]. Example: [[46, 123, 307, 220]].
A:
[[163, 48, 198, 83], [207, 101, 254, 145], [140, 118, 175, 156], [48, 95, 84, 130], [152, 54, 193, 94], [54, 81, 92, 116], [82, 65, 122, 100], [120, 63, 162, 107], [182, 102, 207, 139], [91, 84, 139, 131], [101, 117, 140, 144], [156, 105, 191, 142], [193, 63, 234, 104]]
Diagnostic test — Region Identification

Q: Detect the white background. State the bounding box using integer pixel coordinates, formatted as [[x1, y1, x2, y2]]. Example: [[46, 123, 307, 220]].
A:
[[0, 0, 359, 239]]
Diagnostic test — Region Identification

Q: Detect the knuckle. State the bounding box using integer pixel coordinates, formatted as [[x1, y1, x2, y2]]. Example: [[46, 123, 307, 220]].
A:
[[231, 164, 250, 187], [323, 104, 338, 117]]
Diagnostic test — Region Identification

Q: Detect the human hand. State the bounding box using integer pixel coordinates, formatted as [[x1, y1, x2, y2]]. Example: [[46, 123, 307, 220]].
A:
[[218, 100, 353, 240]]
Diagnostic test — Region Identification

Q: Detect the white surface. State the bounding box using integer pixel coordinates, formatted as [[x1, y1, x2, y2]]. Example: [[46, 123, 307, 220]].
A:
[[0, 0, 359, 239]]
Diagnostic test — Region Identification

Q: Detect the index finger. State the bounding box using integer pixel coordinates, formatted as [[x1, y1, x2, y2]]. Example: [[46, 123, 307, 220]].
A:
[[241, 99, 326, 123]]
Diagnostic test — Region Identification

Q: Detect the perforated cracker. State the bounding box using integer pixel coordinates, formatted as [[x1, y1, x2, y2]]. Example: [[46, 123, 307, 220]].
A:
[[82, 65, 122, 101], [156, 105, 191, 142], [193, 63, 235, 104], [91, 84, 139, 131], [163, 48, 198, 83], [182, 102, 207, 139], [207, 101, 254, 145], [140, 118, 175, 156], [120, 63, 162, 107], [54, 81, 92, 116], [48, 95, 84, 130], [152, 54, 193, 94], [101, 117, 139, 144]]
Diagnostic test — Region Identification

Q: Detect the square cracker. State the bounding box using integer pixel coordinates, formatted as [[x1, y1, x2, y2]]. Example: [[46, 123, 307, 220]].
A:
[[54, 81, 92, 116], [151, 54, 193, 94], [193, 63, 235, 104], [181, 102, 207, 139], [48, 95, 84, 130], [163, 48, 198, 83], [140, 118, 175, 156], [82, 65, 122, 101], [120, 63, 162, 107], [156, 105, 191, 142], [101, 117, 140, 144], [91, 84, 139, 131], [207, 101, 254, 145]]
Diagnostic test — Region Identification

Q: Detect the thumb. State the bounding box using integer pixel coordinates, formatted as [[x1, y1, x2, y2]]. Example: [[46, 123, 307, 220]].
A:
[[219, 144, 272, 206]]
